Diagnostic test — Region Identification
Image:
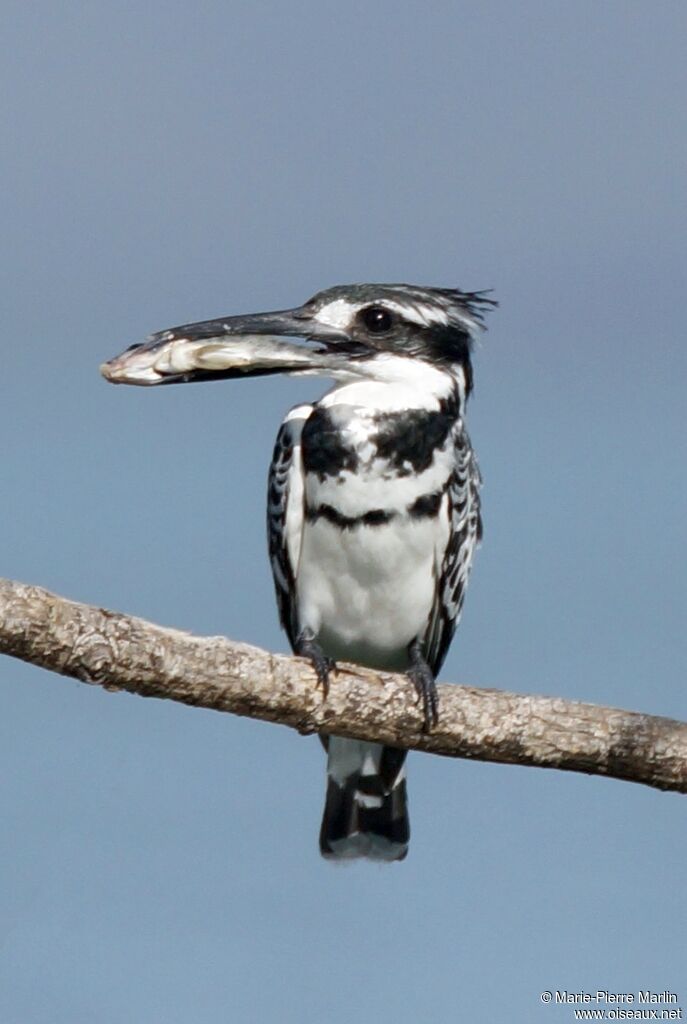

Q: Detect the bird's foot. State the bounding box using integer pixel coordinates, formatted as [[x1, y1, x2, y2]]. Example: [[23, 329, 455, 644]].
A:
[[407, 640, 439, 732], [295, 628, 336, 698]]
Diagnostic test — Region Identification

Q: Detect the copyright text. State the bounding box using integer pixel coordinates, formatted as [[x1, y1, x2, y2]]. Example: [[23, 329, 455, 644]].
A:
[[539, 991, 682, 1020]]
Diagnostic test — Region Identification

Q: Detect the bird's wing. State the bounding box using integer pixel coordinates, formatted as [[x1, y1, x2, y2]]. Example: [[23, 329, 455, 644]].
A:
[[422, 424, 483, 676], [267, 404, 312, 649]]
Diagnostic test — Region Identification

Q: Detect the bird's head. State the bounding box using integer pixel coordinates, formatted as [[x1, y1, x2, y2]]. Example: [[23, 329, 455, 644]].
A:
[[101, 283, 496, 395]]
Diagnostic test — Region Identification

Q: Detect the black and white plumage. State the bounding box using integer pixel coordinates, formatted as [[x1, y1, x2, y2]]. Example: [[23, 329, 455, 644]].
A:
[[102, 282, 495, 861]]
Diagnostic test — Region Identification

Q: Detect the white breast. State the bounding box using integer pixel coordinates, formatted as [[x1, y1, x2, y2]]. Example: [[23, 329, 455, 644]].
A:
[[296, 505, 449, 670]]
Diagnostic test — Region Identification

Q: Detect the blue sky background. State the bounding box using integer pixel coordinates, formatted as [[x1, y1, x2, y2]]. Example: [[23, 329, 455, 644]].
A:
[[1, 1, 686, 1020]]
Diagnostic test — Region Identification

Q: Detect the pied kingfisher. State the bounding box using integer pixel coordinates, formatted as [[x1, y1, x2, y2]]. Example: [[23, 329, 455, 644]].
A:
[[102, 283, 495, 861]]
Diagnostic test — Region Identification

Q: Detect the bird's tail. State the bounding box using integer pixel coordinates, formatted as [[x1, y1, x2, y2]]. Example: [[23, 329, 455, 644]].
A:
[[319, 738, 409, 861]]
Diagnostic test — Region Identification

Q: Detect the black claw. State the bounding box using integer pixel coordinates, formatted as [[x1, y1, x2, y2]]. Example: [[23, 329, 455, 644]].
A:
[[407, 640, 439, 731], [295, 628, 336, 698]]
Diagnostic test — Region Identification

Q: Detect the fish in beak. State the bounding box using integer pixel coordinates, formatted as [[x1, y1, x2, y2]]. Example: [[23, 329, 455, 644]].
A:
[[100, 306, 350, 386]]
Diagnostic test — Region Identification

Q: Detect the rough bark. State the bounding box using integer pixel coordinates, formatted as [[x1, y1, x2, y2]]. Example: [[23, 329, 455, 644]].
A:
[[1, 576, 686, 794]]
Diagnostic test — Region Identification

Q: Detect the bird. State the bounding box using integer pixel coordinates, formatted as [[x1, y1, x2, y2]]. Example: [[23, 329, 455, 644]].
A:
[[101, 282, 495, 861]]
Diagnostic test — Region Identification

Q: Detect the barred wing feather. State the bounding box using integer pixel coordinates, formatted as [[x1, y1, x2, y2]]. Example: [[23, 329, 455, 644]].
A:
[[422, 426, 482, 676]]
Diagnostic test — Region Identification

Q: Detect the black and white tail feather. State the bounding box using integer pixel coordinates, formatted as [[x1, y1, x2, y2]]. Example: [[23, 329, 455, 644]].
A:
[[102, 282, 495, 862], [319, 739, 409, 860]]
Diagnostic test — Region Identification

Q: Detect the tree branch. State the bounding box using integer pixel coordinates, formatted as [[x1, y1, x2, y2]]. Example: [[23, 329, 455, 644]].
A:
[[1, 575, 686, 794]]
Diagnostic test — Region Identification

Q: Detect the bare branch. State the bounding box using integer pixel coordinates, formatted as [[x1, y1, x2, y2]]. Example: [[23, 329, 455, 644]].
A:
[[1, 576, 686, 794]]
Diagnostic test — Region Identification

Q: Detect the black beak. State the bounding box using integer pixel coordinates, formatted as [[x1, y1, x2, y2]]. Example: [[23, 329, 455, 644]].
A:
[[101, 306, 348, 386]]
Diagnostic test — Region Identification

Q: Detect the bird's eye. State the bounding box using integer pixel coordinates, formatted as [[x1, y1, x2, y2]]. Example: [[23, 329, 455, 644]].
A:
[[360, 306, 393, 334]]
